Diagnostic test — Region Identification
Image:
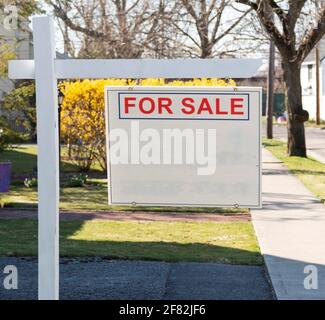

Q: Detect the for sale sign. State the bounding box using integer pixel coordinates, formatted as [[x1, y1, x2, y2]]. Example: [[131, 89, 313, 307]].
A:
[[120, 93, 249, 120], [105, 86, 261, 208]]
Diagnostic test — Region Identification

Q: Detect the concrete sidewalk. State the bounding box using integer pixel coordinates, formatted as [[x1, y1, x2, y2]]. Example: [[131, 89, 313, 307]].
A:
[[252, 148, 325, 299]]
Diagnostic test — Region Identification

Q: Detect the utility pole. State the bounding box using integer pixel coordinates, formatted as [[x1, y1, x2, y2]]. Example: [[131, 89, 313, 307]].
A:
[[316, 46, 320, 125], [266, 3, 275, 139], [267, 41, 275, 138]]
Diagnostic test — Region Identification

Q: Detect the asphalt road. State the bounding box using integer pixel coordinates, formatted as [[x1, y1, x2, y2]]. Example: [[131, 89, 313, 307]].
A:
[[0, 257, 274, 300], [262, 124, 325, 163]]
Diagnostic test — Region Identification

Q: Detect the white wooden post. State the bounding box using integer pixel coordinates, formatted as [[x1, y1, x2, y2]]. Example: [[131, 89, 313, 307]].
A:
[[33, 16, 59, 300]]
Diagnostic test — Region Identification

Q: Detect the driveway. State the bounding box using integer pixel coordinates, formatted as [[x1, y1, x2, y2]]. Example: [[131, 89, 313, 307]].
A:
[[0, 257, 274, 300]]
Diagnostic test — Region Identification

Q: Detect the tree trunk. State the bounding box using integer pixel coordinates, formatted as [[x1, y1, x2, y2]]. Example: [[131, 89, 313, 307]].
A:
[[200, 44, 212, 58], [282, 61, 309, 157]]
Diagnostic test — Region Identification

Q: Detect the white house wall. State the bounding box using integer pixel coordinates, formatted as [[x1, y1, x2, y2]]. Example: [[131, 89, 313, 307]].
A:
[[0, 21, 33, 101], [301, 60, 325, 120]]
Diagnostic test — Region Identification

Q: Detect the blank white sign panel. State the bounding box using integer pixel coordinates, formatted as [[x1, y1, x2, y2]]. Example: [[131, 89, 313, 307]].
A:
[[105, 86, 262, 208]]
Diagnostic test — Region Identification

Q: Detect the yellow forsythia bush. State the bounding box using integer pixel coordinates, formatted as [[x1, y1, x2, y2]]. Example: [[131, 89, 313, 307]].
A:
[[60, 78, 236, 171]]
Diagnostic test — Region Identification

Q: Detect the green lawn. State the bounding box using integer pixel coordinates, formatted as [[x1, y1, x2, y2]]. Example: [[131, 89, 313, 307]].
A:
[[0, 146, 259, 265], [0, 145, 260, 265], [0, 144, 80, 174], [305, 119, 325, 128], [1, 182, 245, 213], [0, 219, 261, 265], [0, 145, 37, 173], [263, 138, 325, 202], [262, 116, 325, 129]]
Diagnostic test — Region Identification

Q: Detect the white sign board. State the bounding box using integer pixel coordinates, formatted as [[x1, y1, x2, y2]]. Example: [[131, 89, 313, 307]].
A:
[[106, 86, 261, 208]]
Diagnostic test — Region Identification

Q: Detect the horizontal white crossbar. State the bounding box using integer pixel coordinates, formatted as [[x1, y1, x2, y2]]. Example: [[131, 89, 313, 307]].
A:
[[9, 58, 262, 80]]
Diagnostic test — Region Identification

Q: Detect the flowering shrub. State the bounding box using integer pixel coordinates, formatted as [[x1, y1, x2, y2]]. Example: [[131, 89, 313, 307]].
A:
[[60, 78, 236, 171], [64, 174, 88, 188], [0, 43, 16, 77], [24, 177, 38, 188]]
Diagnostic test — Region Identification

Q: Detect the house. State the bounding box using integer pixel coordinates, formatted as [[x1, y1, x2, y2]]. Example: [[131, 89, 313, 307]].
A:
[[0, 18, 69, 105], [235, 59, 285, 116], [301, 38, 325, 120], [0, 18, 34, 103]]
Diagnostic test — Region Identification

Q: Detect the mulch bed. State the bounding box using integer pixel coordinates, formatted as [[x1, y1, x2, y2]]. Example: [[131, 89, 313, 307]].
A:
[[0, 208, 250, 222]]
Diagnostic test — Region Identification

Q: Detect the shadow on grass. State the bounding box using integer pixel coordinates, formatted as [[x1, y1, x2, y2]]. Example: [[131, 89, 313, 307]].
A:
[[1, 148, 80, 177], [3, 184, 247, 213], [290, 169, 325, 176], [3, 201, 247, 214], [262, 140, 284, 148], [59, 239, 262, 265], [1, 146, 103, 181], [263, 167, 325, 176], [3, 202, 38, 209], [0, 148, 38, 174]]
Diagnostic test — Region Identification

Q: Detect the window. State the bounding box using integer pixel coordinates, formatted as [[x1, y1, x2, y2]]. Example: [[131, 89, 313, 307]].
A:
[[308, 64, 313, 81]]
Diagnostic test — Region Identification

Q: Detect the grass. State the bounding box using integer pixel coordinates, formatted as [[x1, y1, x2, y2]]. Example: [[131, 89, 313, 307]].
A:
[[0, 219, 261, 265], [0, 144, 78, 174], [0, 145, 259, 265], [0, 144, 102, 175], [263, 138, 325, 202], [262, 116, 325, 128], [305, 119, 325, 128], [0, 145, 37, 173], [1, 182, 245, 213]]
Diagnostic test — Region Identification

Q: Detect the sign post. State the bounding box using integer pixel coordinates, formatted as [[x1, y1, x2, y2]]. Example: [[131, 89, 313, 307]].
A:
[[33, 16, 59, 300], [8, 15, 262, 300]]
